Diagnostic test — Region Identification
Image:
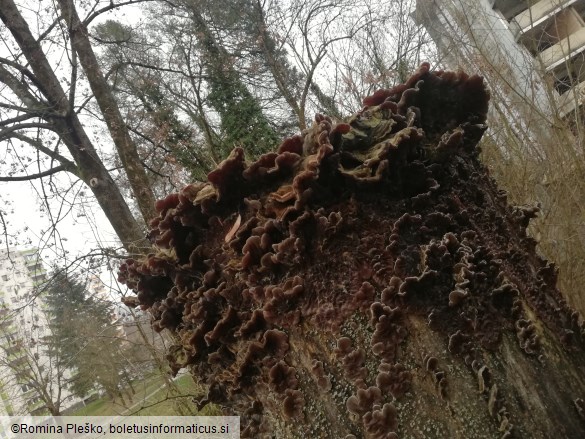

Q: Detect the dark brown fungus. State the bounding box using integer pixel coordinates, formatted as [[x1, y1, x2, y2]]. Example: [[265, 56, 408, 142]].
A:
[[434, 369, 448, 399], [423, 211, 454, 231], [363, 62, 433, 107], [346, 386, 383, 417], [237, 310, 266, 337], [242, 235, 264, 269], [268, 361, 298, 394], [511, 204, 539, 230], [574, 398, 585, 420], [381, 277, 402, 304], [262, 277, 305, 326], [335, 337, 354, 357], [195, 381, 226, 410], [537, 262, 558, 287], [370, 302, 388, 327], [117, 64, 585, 437], [491, 283, 519, 312], [259, 329, 289, 358], [351, 281, 376, 312], [371, 306, 407, 363], [283, 389, 304, 419], [424, 355, 439, 371], [342, 348, 368, 383], [241, 400, 263, 437], [448, 288, 469, 307], [310, 360, 332, 391], [277, 135, 303, 155], [241, 330, 290, 380], [393, 257, 407, 278], [516, 319, 539, 354], [362, 403, 399, 439], [206, 147, 246, 200], [397, 270, 439, 299], [376, 363, 412, 399], [448, 330, 471, 354], [477, 365, 491, 394], [241, 152, 279, 181], [204, 306, 239, 345], [313, 302, 342, 330]]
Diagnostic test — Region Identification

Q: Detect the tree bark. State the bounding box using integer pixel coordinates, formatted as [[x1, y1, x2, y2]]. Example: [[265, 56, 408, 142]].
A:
[[0, 0, 149, 254], [119, 64, 585, 438], [183, 4, 279, 158], [56, 0, 157, 224]]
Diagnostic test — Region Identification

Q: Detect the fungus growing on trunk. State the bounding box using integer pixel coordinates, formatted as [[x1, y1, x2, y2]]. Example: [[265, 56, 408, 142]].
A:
[[119, 64, 585, 438]]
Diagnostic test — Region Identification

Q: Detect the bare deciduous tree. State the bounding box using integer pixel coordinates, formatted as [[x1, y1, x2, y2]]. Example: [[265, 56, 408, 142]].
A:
[[0, 0, 153, 254]]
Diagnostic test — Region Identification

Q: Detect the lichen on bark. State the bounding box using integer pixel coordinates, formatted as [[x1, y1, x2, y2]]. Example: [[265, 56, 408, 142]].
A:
[[119, 64, 585, 438]]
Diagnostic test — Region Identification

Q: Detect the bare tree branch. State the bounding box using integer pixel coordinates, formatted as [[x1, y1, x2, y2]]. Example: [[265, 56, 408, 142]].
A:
[[0, 166, 66, 182], [84, 0, 159, 26]]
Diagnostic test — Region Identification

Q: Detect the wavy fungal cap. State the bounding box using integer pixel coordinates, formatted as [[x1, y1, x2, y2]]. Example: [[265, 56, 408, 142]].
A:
[[117, 64, 585, 437]]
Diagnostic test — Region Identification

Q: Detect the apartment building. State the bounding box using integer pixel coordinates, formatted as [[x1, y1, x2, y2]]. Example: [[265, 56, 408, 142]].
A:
[[415, 0, 585, 123], [0, 248, 81, 416], [499, 0, 585, 115]]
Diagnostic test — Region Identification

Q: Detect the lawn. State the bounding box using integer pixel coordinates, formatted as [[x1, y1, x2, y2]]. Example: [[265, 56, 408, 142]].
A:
[[71, 373, 219, 416], [124, 375, 220, 416]]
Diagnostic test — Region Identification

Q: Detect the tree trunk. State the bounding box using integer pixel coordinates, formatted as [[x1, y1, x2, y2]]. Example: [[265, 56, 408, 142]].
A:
[[0, 0, 149, 255], [249, 2, 305, 129], [119, 64, 585, 438], [185, 5, 279, 159], [56, 0, 157, 224]]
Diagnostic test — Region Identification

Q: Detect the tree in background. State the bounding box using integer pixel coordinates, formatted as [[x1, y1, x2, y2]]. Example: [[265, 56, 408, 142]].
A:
[[92, 19, 216, 186], [88, 0, 432, 181], [0, 0, 152, 254], [44, 270, 135, 405], [0, 0, 433, 257]]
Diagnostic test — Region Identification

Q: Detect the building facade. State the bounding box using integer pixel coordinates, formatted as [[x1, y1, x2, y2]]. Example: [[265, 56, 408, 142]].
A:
[[0, 248, 79, 415], [414, 0, 585, 141]]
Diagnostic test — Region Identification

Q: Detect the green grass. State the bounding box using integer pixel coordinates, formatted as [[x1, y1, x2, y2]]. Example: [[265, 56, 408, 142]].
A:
[[70, 373, 219, 416], [73, 398, 109, 416], [125, 375, 220, 416]]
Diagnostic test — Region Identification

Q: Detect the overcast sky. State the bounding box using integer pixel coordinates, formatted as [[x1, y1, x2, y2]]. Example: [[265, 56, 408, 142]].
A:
[[0, 2, 145, 292]]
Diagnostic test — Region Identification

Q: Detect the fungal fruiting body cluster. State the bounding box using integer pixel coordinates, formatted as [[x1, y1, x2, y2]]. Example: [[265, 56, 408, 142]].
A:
[[119, 64, 585, 438]]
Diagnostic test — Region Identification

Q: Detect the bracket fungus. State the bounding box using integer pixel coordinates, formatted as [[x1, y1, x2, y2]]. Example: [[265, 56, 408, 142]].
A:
[[120, 64, 585, 438]]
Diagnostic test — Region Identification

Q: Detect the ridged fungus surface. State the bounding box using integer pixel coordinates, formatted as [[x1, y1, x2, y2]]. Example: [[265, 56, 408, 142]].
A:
[[119, 64, 585, 438]]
